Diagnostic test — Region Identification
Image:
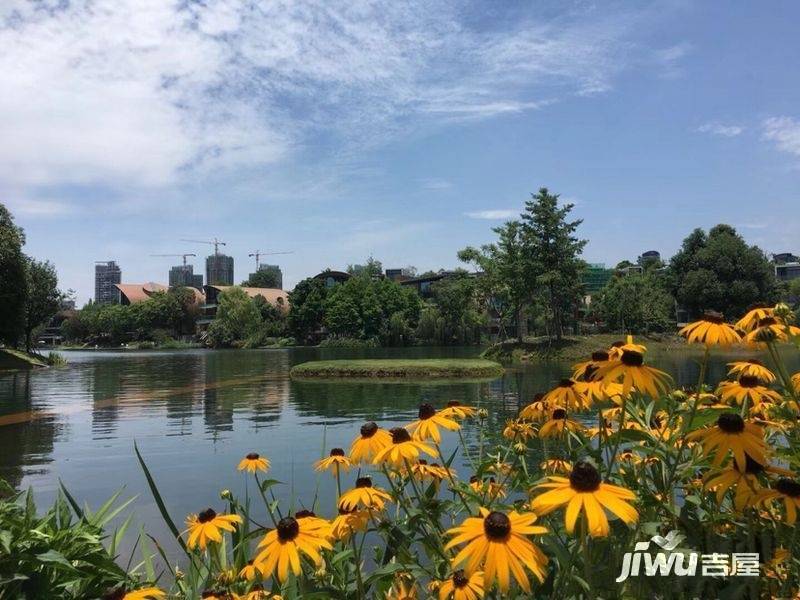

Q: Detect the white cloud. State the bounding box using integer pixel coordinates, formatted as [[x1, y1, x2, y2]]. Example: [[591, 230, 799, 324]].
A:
[[5, 197, 74, 217], [0, 1, 647, 194], [465, 209, 519, 220], [697, 122, 745, 137], [653, 42, 692, 79], [763, 116, 800, 157]]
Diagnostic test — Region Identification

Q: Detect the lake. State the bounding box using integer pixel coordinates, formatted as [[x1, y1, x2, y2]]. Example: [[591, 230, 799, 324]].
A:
[[1, 345, 797, 561]]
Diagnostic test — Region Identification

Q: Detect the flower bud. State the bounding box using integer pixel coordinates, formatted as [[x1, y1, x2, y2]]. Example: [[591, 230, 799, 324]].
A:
[[477, 408, 489, 419]]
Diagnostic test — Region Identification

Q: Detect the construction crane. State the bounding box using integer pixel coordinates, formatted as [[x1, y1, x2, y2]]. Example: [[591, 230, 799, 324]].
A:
[[180, 238, 227, 255], [248, 250, 294, 270], [151, 253, 196, 266]]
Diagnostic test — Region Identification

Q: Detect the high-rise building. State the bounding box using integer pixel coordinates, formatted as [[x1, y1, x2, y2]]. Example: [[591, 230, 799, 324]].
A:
[[582, 263, 614, 298], [169, 264, 204, 289], [206, 253, 234, 286], [259, 264, 283, 288], [94, 261, 121, 304]]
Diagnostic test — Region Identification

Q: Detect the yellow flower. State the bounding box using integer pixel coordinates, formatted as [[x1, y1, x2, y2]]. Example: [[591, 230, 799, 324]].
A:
[[445, 508, 548, 593], [406, 403, 460, 443], [596, 347, 671, 398], [538, 408, 584, 439], [540, 459, 572, 474], [314, 448, 352, 474], [411, 459, 454, 483], [502, 419, 536, 441], [736, 304, 774, 332], [572, 350, 613, 380], [186, 509, 243, 550], [437, 570, 485, 600], [518, 394, 549, 421], [121, 588, 166, 600], [239, 560, 259, 581], [253, 512, 332, 583], [385, 574, 418, 599], [349, 422, 393, 464], [686, 413, 769, 470], [754, 478, 800, 524], [238, 452, 270, 474], [531, 461, 638, 538], [372, 427, 436, 468], [727, 359, 776, 383], [679, 313, 741, 346], [744, 316, 800, 344], [703, 457, 771, 511], [717, 376, 783, 411], [329, 507, 370, 541], [543, 379, 590, 410], [338, 476, 392, 511], [439, 400, 477, 420], [468, 476, 506, 500], [792, 372, 800, 394]]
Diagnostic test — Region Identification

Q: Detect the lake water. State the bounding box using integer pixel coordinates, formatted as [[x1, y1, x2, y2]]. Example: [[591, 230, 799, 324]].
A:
[[1, 345, 797, 561]]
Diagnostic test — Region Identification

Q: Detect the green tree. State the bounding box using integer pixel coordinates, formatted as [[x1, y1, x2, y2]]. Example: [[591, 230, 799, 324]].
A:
[[593, 273, 674, 333], [416, 272, 484, 345], [0, 203, 27, 346], [288, 277, 329, 343], [206, 287, 262, 347], [243, 266, 282, 289], [23, 258, 61, 350], [668, 224, 779, 319], [347, 256, 383, 278], [520, 188, 587, 339]]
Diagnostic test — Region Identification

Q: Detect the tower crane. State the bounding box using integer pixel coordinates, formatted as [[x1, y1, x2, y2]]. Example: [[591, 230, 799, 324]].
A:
[[248, 250, 294, 270], [180, 238, 227, 255], [150, 253, 197, 266]]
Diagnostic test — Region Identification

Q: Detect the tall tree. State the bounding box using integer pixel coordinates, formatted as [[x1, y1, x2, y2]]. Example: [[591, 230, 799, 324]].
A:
[[347, 256, 383, 278], [243, 267, 281, 289], [23, 258, 61, 351], [520, 188, 587, 339], [288, 277, 329, 343], [594, 273, 674, 334], [668, 224, 779, 319], [0, 203, 28, 346]]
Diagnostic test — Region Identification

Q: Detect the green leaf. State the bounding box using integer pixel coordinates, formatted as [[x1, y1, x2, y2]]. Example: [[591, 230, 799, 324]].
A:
[[36, 550, 77, 571]]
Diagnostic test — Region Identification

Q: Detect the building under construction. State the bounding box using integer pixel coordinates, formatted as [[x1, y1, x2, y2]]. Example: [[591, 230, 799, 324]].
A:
[[206, 254, 234, 286], [94, 261, 121, 304], [169, 265, 204, 289]]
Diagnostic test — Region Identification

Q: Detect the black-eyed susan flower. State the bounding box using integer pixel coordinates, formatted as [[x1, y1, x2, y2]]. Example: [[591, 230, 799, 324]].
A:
[[314, 448, 352, 474], [338, 476, 392, 511], [518, 393, 549, 421], [727, 359, 776, 383], [437, 570, 484, 600], [468, 476, 506, 500], [596, 346, 671, 398], [406, 403, 460, 443], [717, 376, 783, 411], [543, 379, 590, 410], [240, 586, 280, 600], [239, 560, 259, 581], [238, 452, 270, 474], [411, 459, 454, 483], [679, 313, 741, 346], [109, 588, 166, 600], [253, 513, 332, 582], [736, 304, 774, 332], [576, 374, 623, 405], [755, 478, 800, 523], [531, 462, 637, 537], [793, 371, 800, 394], [541, 458, 572, 474], [350, 422, 392, 464], [186, 508, 243, 550], [372, 427, 436, 468], [502, 418, 536, 441], [607, 340, 627, 360], [704, 457, 790, 512], [539, 408, 584, 438], [572, 350, 612, 380], [385, 574, 418, 599], [439, 400, 477, 420], [329, 507, 370, 541], [445, 508, 548, 593], [744, 317, 800, 344], [686, 412, 769, 470]]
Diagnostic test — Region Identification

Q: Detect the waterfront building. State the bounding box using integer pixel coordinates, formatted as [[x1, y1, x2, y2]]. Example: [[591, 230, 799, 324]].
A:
[[169, 264, 204, 289], [94, 261, 121, 304], [206, 253, 234, 286], [773, 252, 800, 282], [313, 270, 352, 288], [198, 285, 289, 328], [637, 250, 662, 269]]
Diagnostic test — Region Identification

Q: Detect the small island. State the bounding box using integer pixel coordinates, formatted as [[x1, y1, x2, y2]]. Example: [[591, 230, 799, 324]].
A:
[[290, 358, 504, 379]]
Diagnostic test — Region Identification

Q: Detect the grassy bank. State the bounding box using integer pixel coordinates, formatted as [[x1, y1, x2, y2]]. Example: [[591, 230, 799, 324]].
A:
[[0, 348, 48, 370], [290, 358, 504, 379], [481, 333, 704, 363]]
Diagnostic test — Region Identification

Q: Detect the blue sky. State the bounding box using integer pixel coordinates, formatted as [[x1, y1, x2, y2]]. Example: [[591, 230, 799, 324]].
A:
[[2, 1, 799, 303]]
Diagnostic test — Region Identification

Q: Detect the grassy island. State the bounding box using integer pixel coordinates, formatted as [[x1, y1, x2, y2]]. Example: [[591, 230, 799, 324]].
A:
[[290, 358, 504, 379]]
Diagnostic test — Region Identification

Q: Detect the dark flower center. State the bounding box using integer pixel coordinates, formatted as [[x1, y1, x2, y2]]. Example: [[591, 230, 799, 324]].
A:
[[569, 461, 601, 492], [453, 569, 469, 588], [583, 365, 599, 380], [246, 452, 260, 460], [356, 476, 373, 488], [717, 413, 745, 433], [745, 359, 764, 366], [552, 408, 567, 420], [201, 592, 220, 599], [391, 427, 412, 444], [738, 375, 761, 388], [330, 448, 345, 456], [418, 459, 428, 465], [621, 350, 644, 367], [591, 350, 610, 361], [295, 510, 316, 519], [197, 508, 217, 523], [101, 589, 125, 600], [447, 400, 461, 407], [558, 379, 575, 388], [757, 317, 777, 327], [483, 511, 511, 540], [776, 479, 800, 497], [418, 403, 436, 420], [276, 516, 300, 542], [701, 312, 724, 324], [744, 456, 765, 475], [611, 341, 625, 348], [360, 422, 378, 438], [533, 392, 545, 401], [469, 475, 479, 484]]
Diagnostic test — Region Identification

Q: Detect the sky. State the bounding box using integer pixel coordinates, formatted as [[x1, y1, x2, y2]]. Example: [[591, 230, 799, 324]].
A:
[[2, 1, 799, 304]]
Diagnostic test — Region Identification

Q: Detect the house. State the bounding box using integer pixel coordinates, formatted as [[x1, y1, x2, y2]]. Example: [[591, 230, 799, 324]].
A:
[[198, 285, 290, 328], [114, 282, 169, 305]]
